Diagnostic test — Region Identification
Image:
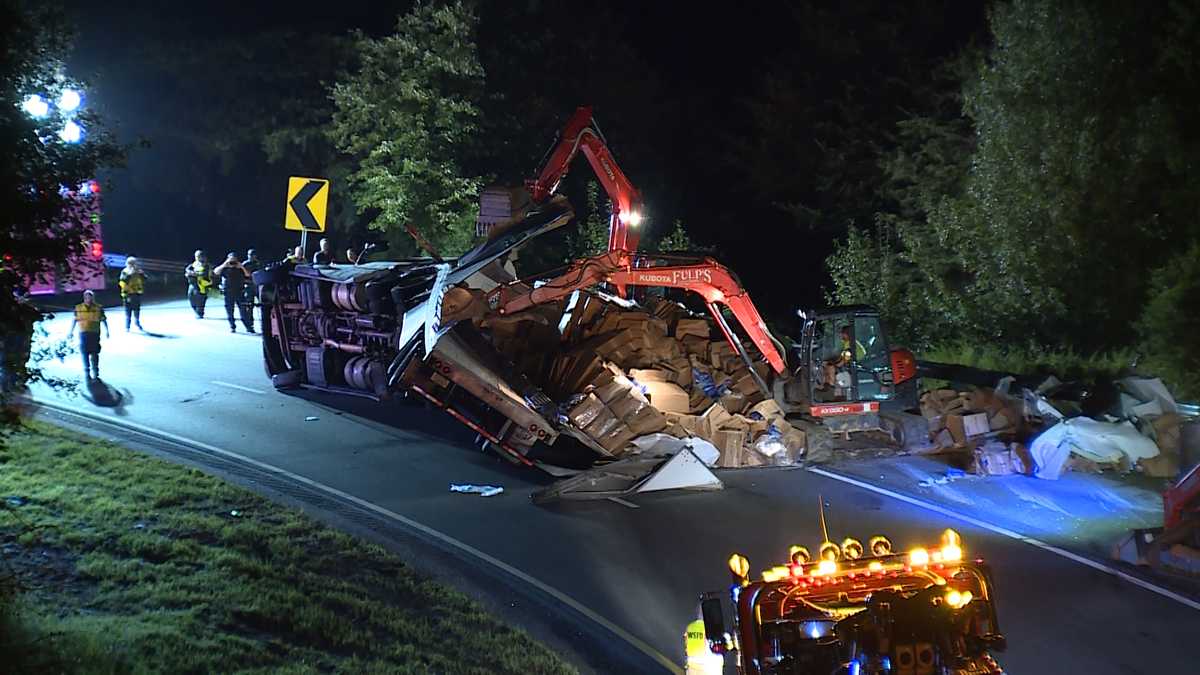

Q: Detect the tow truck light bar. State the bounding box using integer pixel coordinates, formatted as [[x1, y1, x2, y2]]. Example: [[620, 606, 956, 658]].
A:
[[740, 529, 966, 583]]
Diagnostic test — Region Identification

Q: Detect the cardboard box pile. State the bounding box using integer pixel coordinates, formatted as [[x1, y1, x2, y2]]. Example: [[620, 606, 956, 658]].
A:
[[477, 292, 798, 466], [971, 441, 1036, 476], [564, 370, 668, 456], [920, 388, 1024, 449]]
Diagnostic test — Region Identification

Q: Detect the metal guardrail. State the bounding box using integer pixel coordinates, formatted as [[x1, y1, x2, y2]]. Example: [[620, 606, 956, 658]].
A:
[[103, 253, 186, 274]]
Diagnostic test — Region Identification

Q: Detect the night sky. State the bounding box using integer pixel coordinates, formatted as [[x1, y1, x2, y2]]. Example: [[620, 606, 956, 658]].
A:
[[62, 0, 985, 318]]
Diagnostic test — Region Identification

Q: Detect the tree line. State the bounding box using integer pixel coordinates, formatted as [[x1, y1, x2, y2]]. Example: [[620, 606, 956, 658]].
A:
[[822, 0, 1200, 397]]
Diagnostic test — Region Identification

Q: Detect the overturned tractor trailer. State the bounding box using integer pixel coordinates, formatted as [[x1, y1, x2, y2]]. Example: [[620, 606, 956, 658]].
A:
[[256, 200, 577, 468], [254, 201, 927, 481]]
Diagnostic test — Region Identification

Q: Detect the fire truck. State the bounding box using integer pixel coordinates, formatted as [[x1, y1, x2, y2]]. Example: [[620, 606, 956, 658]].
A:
[[26, 180, 106, 296]]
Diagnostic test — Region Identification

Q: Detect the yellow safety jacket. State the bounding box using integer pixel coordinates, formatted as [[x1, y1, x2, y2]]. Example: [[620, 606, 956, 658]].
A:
[[685, 619, 708, 660], [187, 262, 212, 293], [684, 618, 723, 674], [119, 269, 145, 297], [840, 337, 866, 363], [73, 302, 106, 333]]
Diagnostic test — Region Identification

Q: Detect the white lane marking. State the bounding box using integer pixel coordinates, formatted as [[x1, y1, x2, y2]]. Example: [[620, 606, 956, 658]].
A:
[[808, 466, 1200, 612], [607, 497, 640, 509], [32, 398, 683, 674], [210, 380, 266, 395]]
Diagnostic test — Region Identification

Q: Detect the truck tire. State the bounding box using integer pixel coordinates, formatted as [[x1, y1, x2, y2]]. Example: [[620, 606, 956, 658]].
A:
[[260, 311, 291, 377]]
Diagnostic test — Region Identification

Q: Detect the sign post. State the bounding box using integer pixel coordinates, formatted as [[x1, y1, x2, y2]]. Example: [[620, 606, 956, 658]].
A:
[[284, 176, 330, 258]]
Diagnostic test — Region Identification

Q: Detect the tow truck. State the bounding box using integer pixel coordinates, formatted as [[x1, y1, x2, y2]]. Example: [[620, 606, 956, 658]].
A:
[[254, 106, 924, 471], [686, 529, 1006, 674]]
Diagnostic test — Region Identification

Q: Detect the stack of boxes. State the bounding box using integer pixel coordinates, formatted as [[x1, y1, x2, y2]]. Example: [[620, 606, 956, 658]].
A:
[[479, 293, 806, 466]]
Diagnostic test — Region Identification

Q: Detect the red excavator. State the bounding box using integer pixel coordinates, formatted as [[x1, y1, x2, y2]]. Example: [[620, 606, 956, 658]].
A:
[[480, 106, 922, 441]]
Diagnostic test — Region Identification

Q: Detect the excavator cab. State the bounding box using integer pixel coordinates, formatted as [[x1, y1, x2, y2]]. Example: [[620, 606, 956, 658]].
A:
[[780, 306, 919, 422]]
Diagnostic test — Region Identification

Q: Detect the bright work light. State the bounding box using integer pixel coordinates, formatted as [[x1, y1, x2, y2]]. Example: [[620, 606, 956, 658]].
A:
[[23, 94, 50, 118], [58, 88, 82, 112], [59, 120, 83, 143]]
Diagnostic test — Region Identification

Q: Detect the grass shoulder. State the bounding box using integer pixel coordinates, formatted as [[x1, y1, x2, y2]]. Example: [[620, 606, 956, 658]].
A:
[[0, 421, 574, 674]]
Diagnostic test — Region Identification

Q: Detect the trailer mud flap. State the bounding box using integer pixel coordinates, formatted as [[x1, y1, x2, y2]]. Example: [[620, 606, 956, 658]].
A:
[[532, 449, 722, 504]]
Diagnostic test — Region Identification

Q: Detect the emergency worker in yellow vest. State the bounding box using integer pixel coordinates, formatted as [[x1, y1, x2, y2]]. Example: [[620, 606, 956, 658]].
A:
[[67, 290, 109, 380], [822, 325, 867, 391], [119, 256, 146, 331], [684, 617, 724, 674], [184, 250, 212, 319]]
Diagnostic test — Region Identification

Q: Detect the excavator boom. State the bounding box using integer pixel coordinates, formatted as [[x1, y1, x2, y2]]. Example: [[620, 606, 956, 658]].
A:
[[493, 107, 786, 379], [487, 251, 786, 375], [526, 106, 644, 252]]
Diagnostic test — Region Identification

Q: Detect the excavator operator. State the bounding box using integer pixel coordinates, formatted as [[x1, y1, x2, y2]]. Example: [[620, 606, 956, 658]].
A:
[[822, 325, 865, 393]]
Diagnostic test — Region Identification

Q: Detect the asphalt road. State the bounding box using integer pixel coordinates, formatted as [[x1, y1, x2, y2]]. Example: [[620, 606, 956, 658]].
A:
[[29, 299, 1200, 673]]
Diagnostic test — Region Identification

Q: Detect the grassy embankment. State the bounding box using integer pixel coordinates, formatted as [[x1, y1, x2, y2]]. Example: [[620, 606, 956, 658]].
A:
[[0, 421, 574, 674]]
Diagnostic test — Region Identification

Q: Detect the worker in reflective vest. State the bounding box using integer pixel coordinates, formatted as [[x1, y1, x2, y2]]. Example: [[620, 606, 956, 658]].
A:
[[823, 325, 866, 391], [184, 250, 212, 319], [119, 256, 146, 331], [684, 618, 724, 674], [67, 290, 109, 380]]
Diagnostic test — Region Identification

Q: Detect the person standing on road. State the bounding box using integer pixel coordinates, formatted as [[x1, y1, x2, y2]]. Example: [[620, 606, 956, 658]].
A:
[[312, 238, 333, 265], [118, 256, 146, 332], [67, 289, 109, 380], [242, 248, 262, 326], [184, 250, 212, 319], [213, 251, 254, 333]]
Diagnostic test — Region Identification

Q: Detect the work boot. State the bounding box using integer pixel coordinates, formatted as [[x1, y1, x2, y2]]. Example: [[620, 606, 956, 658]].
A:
[[229, 325, 236, 333]]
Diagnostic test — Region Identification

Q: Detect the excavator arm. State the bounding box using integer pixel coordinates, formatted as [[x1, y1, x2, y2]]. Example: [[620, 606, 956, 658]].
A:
[[493, 107, 786, 385], [526, 106, 644, 252], [486, 252, 787, 376]]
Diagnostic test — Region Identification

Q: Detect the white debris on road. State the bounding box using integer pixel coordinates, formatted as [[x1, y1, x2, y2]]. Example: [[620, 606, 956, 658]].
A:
[[450, 484, 504, 497]]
